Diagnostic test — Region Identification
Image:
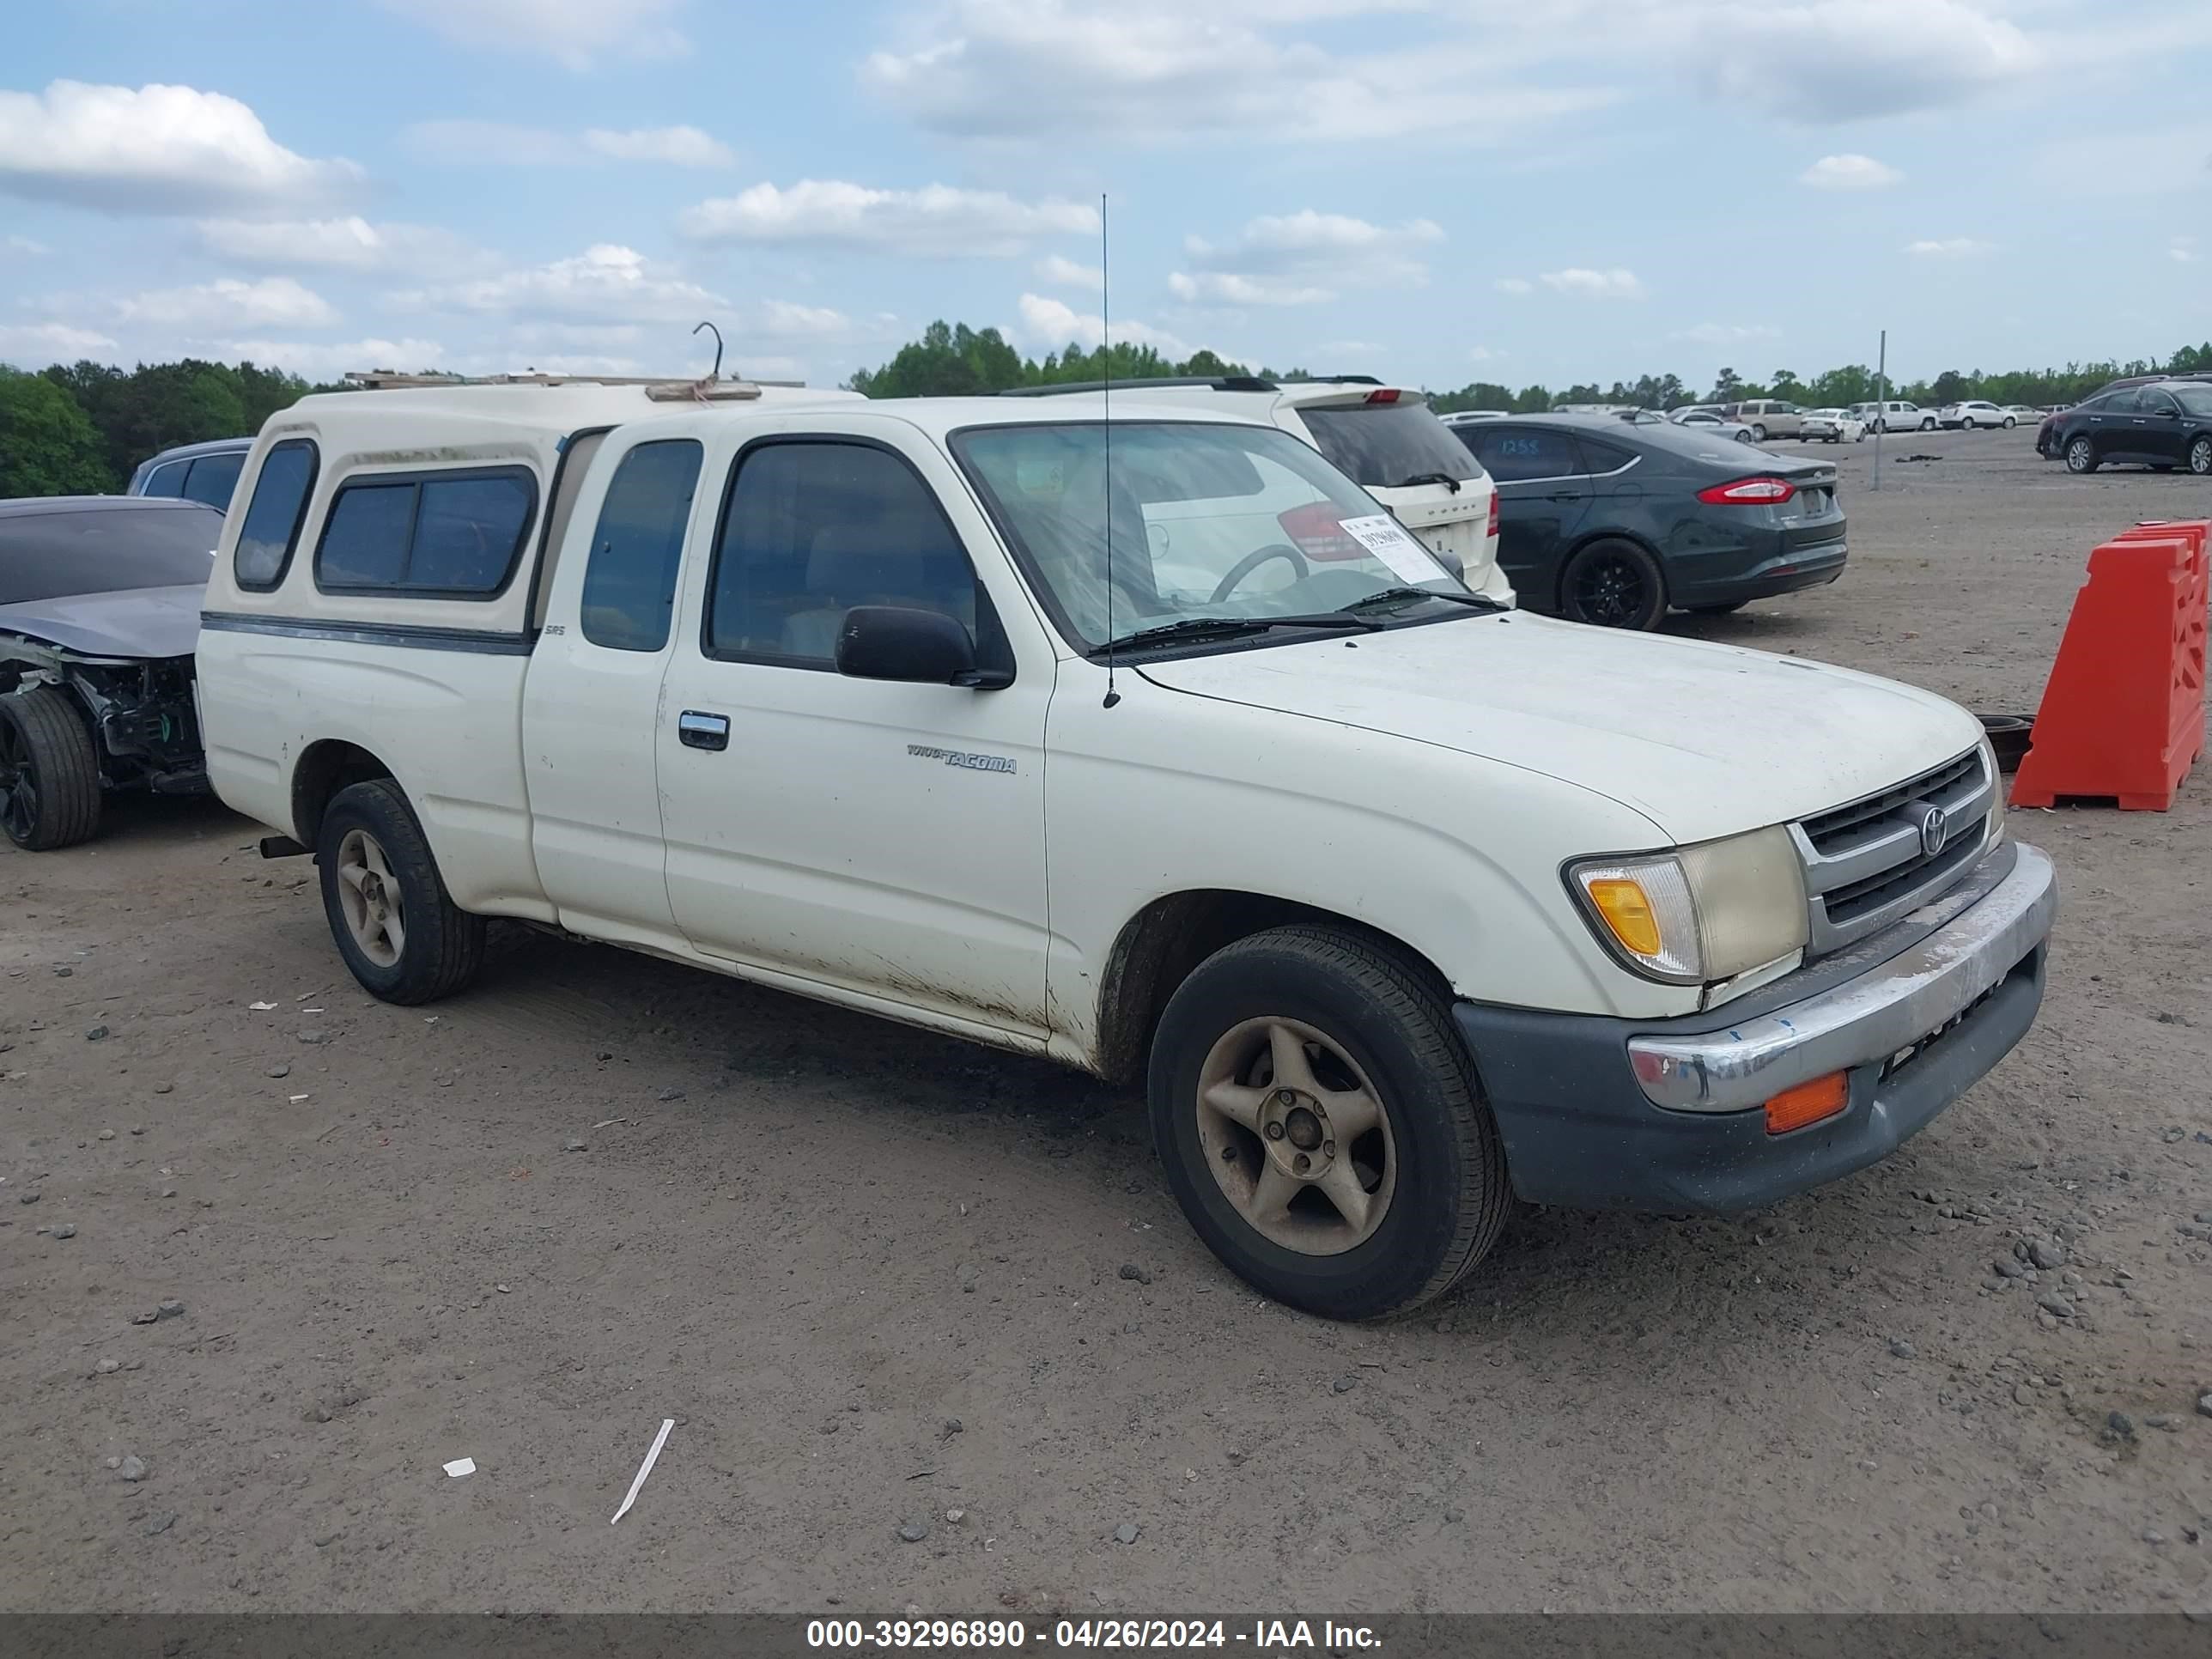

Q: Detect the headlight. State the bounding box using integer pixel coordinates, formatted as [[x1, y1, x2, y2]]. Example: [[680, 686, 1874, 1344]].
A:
[[1980, 738, 2006, 848], [1568, 825, 1808, 985]]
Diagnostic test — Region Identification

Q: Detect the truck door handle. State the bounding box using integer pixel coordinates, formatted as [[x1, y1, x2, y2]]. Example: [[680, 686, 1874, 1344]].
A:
[[678, 710, 731, 751]]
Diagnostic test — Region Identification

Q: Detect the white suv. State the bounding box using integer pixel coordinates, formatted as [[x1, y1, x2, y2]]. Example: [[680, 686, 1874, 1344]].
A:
[[1006, 376, 1507, 603]]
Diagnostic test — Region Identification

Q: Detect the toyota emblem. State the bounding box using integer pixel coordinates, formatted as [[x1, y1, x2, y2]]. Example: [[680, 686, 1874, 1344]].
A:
[[1917, 805, 1948, 857]]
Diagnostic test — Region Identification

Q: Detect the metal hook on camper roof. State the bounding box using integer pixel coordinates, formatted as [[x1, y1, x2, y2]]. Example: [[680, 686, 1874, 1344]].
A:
[[691, 320, 724, 382]]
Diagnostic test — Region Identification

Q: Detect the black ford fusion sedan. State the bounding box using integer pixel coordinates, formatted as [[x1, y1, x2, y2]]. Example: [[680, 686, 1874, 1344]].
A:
[[1448, 414, 1848, 629]]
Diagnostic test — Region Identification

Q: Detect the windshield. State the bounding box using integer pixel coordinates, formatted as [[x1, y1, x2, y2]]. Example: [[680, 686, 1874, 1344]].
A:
[[1296, 402, 1486, 488], [953, 421, 1475, 652], [0, 504, 222, 606]]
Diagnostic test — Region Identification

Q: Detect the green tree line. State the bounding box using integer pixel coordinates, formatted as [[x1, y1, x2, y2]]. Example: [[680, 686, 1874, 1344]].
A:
[[848, 322, 2212, 417], [0, 358, 340, 500]]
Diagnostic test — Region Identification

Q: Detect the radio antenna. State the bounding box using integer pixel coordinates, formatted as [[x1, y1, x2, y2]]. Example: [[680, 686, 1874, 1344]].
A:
[[1100, 191, 1121, 709]]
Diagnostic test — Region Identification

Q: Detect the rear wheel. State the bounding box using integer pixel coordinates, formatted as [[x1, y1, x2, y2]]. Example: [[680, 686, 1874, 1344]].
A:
[[0, 684, 101, 851], [2065, 435, 2099, 474], [1750, 423, 1767, 441], [2002, 416, 2017, 429], [1148, 925, 1510, 1320], [316, 779, 485, 1004], [1559, 538, 1668, 629], [2191, 436, 2212, 476]]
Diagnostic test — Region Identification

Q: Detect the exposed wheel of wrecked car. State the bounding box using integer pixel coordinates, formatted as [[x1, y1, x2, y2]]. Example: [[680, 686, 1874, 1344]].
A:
[[1148, 925, 1510, 1321], [1559, 538, 1668, 630], [0, 685, 102, 851], [316, 780, 486, 1005]]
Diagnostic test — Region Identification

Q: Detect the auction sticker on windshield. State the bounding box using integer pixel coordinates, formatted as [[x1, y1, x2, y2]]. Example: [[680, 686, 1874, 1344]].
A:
[[1336, 514, 1448, 584]]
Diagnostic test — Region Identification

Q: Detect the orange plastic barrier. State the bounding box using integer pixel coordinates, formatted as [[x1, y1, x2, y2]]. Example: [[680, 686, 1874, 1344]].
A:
[[2010, 520, 2209, 811]]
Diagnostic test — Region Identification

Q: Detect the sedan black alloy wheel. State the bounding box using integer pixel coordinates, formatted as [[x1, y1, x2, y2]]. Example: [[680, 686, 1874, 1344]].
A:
[[1561, 539, 1666, 629]]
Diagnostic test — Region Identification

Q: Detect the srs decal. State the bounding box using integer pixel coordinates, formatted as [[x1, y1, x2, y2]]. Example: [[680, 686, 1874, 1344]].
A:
[[908, 744, 1017, 775]]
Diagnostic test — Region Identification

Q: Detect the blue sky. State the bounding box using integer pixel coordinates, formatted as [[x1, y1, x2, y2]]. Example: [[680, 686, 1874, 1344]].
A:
[[2, 0, 2207, 395]]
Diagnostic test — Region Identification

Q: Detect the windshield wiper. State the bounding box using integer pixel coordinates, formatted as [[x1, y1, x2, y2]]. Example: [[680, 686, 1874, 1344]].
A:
[[1389, 471, 1462, 494], [1338, 586, 1510, 617], [1092, 613, 1382, 655]]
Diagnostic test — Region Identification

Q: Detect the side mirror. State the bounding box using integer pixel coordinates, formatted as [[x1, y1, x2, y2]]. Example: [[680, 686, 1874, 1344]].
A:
[[835, 605, 1008, 689]]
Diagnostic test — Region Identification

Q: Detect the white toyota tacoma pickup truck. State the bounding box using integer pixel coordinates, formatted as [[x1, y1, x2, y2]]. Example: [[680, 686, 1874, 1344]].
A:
[[197, 376, 2057, 1320]]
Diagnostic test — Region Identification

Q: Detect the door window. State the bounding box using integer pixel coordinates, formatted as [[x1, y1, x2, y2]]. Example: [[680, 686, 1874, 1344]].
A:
[[707, 441, 985, 667], [140, 460, 188, 498], [1466, 428, 1583, 483], [579, 440, 703, 652]]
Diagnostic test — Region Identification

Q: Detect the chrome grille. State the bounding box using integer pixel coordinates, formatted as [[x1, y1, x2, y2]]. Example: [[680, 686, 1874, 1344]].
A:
[[1793, 747, 1996, 957]]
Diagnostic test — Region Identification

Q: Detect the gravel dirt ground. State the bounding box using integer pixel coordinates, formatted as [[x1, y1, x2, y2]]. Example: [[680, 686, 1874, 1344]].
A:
[[3, 428, 2208, 1616]]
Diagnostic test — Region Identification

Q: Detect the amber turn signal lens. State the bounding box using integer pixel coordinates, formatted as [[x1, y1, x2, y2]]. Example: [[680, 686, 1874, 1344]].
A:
[[1764, 1071, 1849, 1135], [1585, 878, 1662, 957]]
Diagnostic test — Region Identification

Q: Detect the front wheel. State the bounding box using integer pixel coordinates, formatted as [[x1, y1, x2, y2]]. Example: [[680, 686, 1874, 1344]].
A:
[[2191, 435, 2212, 476], [1559, 538, 1668, 629], [316, 779, 486, 1004], [2065, 435, 2099, 474], [1920, 416, 1936, 431], [0, 684, 101, 851], [1750, 423, 1767, 441], [1148, 926, 1510, 1320]]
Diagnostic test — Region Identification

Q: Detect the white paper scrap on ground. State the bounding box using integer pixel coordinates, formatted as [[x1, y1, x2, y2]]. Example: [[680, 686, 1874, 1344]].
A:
[[1336, 514, 1449, 584], [611, 1418, 675, 1524], [249, 1001, 276, 1012], [443, 1457, 475, 1478]]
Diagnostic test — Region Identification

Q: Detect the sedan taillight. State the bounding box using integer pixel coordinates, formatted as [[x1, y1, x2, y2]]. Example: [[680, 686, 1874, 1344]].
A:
[[1697, 477, 1799, 505]]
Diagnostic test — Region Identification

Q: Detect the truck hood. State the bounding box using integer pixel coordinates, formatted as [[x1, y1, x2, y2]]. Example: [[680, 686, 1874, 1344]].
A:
[[0, 584, 204, 660], [1136, 611, 1983, 845]]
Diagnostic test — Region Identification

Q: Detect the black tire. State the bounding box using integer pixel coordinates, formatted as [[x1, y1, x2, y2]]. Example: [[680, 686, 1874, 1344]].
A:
[[2003, 416, 2017, 429], [315, 779, 485, 1004], [2065, 435, 2099, 474], [1686, 600, 1749, 616], [0, 684, 101, 851], [1750, 423, 1767, 441], [1920, 416, 1936, 431], [2191, 436, 2212, 477], [1558, 537, 1668, 629], [1148, 925, 1510, 1320]]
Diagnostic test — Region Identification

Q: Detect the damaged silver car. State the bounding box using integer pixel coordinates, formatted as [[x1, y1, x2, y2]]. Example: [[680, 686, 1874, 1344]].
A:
[[1, 495, 221, 850]]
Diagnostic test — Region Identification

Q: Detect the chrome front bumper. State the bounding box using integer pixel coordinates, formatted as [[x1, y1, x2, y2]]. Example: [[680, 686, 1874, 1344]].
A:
[[1627, 842, 2058, 1113]]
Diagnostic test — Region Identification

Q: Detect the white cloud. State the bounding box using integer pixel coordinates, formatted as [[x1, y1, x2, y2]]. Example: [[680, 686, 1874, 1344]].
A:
[[194, 216, 491, 276], [1671, 323, 1780, 345], [392, 243, 723, 323], [1468, 346, 1505, 363], [1172, 210, 1441, 307], [2170, 238, 2197, 264], [117, 276, 338, 330], [1168, 271, 1332, 307], [1800, 153, 1903, 190], [1904, 236, 1993, 258], [1034, 253, 1103, 290], [5, 234, 51, 256], [754, 300, 858, 341], [1540, 266, 1643, 299], [678, 179, 1098, 257], [1014, 292, 1194, 358], [0, 81, 362, 213], [862, 1, 1614, 143], [0, 321, 122, 362], [1493, 277, 1534, 295], [376, 0, 690, 70], [399, 119, 574, 165], [582, 125, 735, 167]]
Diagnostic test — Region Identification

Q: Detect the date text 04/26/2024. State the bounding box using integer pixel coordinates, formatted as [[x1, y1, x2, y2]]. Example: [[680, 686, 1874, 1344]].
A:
[[805, 1619, 1381, 1650]]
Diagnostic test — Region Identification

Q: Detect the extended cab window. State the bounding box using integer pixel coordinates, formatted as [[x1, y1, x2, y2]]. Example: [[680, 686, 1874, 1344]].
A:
[[708, 441, 982, 666], [233, 440, 318, 590], [580, 439, 702, 652], [314, 467, 536, 597], [1467, 428, 1582, 483]]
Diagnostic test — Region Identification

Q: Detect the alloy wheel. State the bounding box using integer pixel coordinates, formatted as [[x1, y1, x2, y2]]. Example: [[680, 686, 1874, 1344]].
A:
[[0, 720, 36, 845], [334, 827, 407, 968], [1568, 550, 1653, 627], [1194, 1017, 1396, 1256], [2191, 437, 2212, 476]]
